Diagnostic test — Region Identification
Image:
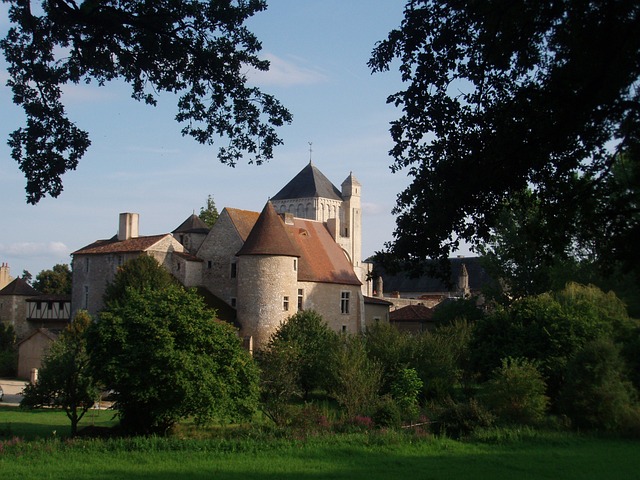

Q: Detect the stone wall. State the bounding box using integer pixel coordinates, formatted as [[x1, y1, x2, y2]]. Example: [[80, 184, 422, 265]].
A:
[[299, 281, 362, 334], [237, 254, 298, 349], [197, 212, 243, 307]]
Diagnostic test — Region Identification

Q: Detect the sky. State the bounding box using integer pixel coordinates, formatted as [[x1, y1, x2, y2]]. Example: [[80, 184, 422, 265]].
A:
[[0, 1, 471, 279]]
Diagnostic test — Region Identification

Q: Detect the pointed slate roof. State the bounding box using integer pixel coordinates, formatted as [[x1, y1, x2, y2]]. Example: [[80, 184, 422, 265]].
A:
[[271, 162, 342, 201], [0, 278, 40, 297], [236, 202, 302, 257], [172, 214, 210, 235]]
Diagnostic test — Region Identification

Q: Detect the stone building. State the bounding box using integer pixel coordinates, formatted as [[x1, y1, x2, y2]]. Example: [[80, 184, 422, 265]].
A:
[[0, 276, 71, 341], [71, 163, 382, 349]]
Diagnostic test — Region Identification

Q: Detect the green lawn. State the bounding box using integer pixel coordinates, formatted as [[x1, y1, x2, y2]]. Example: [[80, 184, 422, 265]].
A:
[[1, 405, 638, 480]]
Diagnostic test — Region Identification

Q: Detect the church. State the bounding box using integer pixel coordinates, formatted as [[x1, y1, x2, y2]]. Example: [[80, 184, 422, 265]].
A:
[[71, 162, 390, 349]]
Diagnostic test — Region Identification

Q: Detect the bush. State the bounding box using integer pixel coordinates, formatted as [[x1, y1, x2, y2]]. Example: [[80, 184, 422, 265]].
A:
[[481, 357, 549, 426], [330, 334, 383, 418], [390, 367, 423, 422], [432, 397, 495, 439], [372, 395, 402, 429], [559, 338, 640, 434]]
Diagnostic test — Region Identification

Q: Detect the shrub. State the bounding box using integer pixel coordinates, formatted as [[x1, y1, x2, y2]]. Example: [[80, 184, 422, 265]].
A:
[[390, 367, 423, 422], [482, 357, 549, 426], [432, 397, 495, 439], [330, 334, 383, 418], [372, 395, 402, 429], [559, 338, 640, 434]]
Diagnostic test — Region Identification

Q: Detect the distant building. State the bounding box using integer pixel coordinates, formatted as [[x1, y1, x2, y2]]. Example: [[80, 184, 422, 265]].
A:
[[0, 277, 70, 341]]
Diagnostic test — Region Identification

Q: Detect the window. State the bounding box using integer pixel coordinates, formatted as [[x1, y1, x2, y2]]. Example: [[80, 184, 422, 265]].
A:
[[342, 325, 347, 333], [207, 260, 212, 269], [231, 298, 237, 308], [297, 289, 304, 311], [231, 262, 237, 278], [176, 262, 181, 271], [341, 291, 350, 314], [283, 296, 289, 311], [293, 259, 297, 271], [85, 257, 89, 273], [84, 286, 89, 309]]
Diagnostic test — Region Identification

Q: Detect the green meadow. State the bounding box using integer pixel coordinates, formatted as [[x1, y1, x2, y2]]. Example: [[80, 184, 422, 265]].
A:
[[1, 405, 638, 480]]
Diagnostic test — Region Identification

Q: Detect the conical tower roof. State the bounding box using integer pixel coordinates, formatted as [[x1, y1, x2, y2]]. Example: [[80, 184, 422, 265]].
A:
[[172, 214, 210, 234], [271, 162, 342, 201], [237, 202, 302, 257]]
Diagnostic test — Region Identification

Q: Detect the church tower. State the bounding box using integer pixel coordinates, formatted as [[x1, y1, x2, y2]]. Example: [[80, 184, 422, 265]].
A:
[[269, 161, 371, 296]]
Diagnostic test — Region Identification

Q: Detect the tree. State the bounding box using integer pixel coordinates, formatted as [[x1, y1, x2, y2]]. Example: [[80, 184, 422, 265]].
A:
[[330, 334, 383, 419], [482, 357, 549, 426], [369, 1, 640, 272], [20, 311, 100, 436], [199, 194, 219, 228], [0, 323, 17, 377], [264, 310, 339, 398], [559, 338, 640, 434], [88, 283, 259, 434], [470, 283, 632, 401], [103, 254, 175, 306], [33, 263, 72, 294], [21, 270, 32, 284], [2, 0, 292, 204]]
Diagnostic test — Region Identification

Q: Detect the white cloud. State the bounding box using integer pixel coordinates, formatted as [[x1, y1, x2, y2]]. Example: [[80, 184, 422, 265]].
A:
[[247, 53, 328, 87], [61, 83, 117, 104], [0, 242, 70, 257]]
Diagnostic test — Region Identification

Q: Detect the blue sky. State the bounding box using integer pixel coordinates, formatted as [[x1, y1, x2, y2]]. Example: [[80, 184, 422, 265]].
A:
[[0, 1, 469, 278]]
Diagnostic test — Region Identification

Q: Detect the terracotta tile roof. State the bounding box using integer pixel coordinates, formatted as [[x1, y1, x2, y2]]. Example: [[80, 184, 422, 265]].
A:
[[225, 208, 260, 241], [72, 234, 170, 255], [389, 304, 434, 322], [227, 203, 360, 286], [237, 202, 302, 257], [0, 278, 40, 296], [172, 214, 210, 234], [271, 162, 342, 201], [289, 218, 361, 286]]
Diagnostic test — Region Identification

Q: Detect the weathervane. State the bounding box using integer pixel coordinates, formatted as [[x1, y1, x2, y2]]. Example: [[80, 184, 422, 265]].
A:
[[308, 142, 313, 164]]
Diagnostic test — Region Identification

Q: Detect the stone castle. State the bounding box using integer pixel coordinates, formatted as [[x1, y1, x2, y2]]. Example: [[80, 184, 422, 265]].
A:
[[71, 162, 390, 349]]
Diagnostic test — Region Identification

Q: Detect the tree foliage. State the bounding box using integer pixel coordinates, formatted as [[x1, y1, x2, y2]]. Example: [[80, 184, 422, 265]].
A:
[[330, 334, 383, 419], [2, 0, 292, 204], [88, 283, 259, 434], [264, 310, 339, 397], [471, 283, 632, 400], [559, 338, 640, 434], [369, 1, 640, 271], [482, 357, 549, 426], [33, 263, 72, 295], [20, 311, 100, 436], [0, 323, 17, 377], [199, 194, 220, 228], [103, 254, 175, 307]]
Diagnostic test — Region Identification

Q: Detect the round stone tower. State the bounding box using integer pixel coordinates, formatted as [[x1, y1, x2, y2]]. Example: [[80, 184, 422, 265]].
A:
[[236, 201, 301, 349]]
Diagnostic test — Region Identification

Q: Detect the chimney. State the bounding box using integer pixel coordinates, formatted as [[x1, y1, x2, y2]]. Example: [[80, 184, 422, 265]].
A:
[[375, 276, 384, 298], [0, 262, 11, 289], [118, 213, 139, 241]]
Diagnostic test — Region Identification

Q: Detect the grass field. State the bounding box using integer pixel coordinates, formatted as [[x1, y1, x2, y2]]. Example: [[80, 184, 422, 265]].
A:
[[1, 405, 638, 479]]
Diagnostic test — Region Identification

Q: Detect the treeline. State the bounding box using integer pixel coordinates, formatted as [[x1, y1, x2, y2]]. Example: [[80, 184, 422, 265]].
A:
[[18, 255, 640, 438]]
